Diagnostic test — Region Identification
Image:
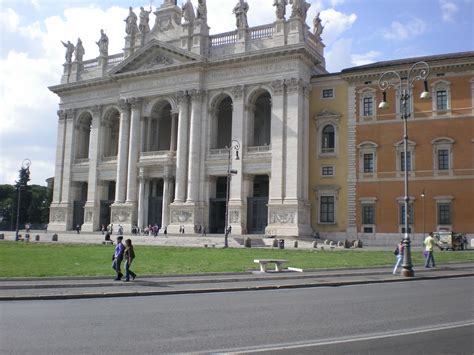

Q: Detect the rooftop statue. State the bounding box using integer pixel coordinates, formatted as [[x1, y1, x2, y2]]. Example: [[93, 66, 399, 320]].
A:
[[182, 0, 195, 24], [74, 38, 85, 62], [96, 29, 109, 57], [196, 0, 207, 21], [289, 0, 310, 22], [233, 0, 249, 30], [313, 12, 324, 37], [124, 7, 139, 35], [61, 40, 75, 64], [273, 0, 287, 20], [139, 6, 152, 34]]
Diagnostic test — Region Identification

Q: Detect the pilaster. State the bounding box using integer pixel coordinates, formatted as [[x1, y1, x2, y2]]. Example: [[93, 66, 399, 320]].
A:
[[347, 84, 358, 237], [273, 19, 287, 47], [287, 17, 305, 45], [269, 80, 285, 204]]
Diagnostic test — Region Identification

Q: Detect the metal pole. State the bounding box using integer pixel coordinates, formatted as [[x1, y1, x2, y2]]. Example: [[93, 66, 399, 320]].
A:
[[401, 89, 414, 277], [224, 147, 231, 248]]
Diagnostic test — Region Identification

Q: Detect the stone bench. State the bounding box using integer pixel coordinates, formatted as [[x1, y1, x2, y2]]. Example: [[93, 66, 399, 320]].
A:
[[254, 259, 288, 272]]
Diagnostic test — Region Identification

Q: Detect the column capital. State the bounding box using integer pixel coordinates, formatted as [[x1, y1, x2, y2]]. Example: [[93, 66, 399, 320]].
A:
[[286, 78, 306, 93], [128, 97, 143, 110], [57, 109, 67, 121], [176, 90, 189, 104], [171, 110, 180, 116], [65, 109, 75, 120], [271, 80, 285, 96], [90, 105, 102, 117], [189, 89, 205, 102], [118, 99, 129, 112], [231, 85, 244, 99]]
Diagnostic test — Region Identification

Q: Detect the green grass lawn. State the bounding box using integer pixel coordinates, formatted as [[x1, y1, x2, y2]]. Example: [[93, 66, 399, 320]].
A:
[[0, 241, 473, 278]]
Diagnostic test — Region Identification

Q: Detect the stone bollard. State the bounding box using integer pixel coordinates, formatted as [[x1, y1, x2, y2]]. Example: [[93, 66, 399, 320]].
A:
[[337, 241, 344, 247], [0, 233, 4, 240], [293, 241, 298, 248], [52, 234, 58, 242], [35, 235, 40, 241], [244, 237, 252, 248], [312, 241, 318, 248], [272, 239, 278, 248]]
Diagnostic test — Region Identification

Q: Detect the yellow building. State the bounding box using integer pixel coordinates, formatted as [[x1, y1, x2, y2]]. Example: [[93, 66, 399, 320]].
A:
[[309, 74, 351, 239]]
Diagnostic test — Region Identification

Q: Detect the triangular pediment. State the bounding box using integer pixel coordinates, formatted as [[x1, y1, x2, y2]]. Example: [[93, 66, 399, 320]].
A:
[[109, 40, 204, 76]]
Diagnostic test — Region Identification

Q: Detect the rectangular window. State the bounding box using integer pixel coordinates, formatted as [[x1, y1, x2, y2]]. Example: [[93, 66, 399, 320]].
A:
[[363, 97, 373, 116], [322, 166, 334, 176], [436, 90, 447, 110], [362, 205, 375, 225], [400, 151, 412, 171], [438, 149, 449, 170], [363, 153, 374, 173], [320, 196, 335, 223], [322, 89, 334, 99], [438, 203, 451, 225]]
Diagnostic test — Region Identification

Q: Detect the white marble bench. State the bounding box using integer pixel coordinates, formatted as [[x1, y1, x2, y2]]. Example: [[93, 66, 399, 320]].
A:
[[254, 259, 288, 272]]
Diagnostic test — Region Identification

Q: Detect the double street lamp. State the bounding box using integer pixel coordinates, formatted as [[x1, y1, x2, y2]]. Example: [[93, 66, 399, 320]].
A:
[[378, 61, 431, 277], [224, 140, 240, 248], [15, 159, 31, 241]]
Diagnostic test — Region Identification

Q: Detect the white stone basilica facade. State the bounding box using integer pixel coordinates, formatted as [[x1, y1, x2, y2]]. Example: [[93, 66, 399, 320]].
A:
[[48, 0, 326, 236]]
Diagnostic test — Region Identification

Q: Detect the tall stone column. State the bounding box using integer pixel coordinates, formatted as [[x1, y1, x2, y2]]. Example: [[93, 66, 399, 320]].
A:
[[140, 116, 146, 153], [82, 105, 102, 232], [268, 80, 285, 204], [137, 171, 145, 230], [111, 99, 132, 233], [186, 90, 204, 203], [161, 175, 171, 231], [114, 99, 130, 203], [146, 117, 153, 152], [57, 109, 76, 230], [173, 91, 190, 203], [49, 110, 68, 231], [228, 85, 245, 235], [126, 97, 143, 204]]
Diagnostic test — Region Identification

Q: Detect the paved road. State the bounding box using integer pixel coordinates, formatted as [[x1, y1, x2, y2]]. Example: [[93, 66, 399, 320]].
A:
[[1, 277, 473, 354]]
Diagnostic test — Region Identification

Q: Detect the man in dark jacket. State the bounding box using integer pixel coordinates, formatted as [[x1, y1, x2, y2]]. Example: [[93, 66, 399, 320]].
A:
[[112, 236, 125, 280]]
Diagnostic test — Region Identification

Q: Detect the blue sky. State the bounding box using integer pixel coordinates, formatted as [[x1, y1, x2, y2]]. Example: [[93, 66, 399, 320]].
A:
[[0, 0, 473, 185]]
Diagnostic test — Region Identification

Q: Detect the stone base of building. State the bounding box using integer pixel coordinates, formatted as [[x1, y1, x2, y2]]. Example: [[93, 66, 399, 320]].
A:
[[81, 203, 100, 232], [110, 202, 137, 234], [167, 202, 204, 234], [266, 201, 312, 237], [48, 203, 73, 231]]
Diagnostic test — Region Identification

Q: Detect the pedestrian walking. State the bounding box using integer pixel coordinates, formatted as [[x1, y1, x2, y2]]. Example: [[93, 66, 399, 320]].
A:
[[76, 224, 80, 234], [112, 236, 125, 280], [123, 239, 136, 282], [101, 224, 105, 235], [392, 239, 404, 275], [424, 232, 437, 268]]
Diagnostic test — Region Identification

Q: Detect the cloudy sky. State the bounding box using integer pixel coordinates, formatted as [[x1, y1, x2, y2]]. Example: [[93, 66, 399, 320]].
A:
[[0, 0, 472, 186]]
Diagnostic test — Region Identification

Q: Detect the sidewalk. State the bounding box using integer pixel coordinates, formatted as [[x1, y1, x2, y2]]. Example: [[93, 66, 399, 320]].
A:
[[1, 263, 472, 301]]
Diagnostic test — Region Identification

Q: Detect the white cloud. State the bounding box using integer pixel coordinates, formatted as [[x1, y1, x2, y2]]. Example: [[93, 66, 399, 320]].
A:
[[383, 17, 427, 40], [0, 7, 20, 33], [318, 9, 357, 46], [325, 38, 381, 72], [439, 0, 459, 22]]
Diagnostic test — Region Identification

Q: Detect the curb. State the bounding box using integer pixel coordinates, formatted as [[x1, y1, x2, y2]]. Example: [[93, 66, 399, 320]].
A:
[[1, 272, 472, 301]]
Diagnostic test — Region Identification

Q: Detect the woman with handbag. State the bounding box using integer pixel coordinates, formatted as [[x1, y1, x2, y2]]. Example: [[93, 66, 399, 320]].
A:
[[392, 239, 404, 275], [123, 239, 136, 282]]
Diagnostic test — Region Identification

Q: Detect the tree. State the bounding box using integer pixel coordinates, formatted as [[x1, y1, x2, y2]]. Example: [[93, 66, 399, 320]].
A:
[[14, 166, 32, 229]]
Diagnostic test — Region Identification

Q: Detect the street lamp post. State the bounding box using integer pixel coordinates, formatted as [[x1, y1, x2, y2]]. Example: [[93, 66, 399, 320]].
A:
[[15, 159, 31, 241], [224, 140, 240, 248], [378, 61, 430, 277]]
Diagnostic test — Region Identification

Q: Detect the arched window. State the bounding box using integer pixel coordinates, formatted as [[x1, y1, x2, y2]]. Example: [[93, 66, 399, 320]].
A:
[[75, 112, 92, 161], [253, 92, 271, 146], [215, 96, 233, 149], [322, 125, 335, 153], [102, 108, 120, 158]]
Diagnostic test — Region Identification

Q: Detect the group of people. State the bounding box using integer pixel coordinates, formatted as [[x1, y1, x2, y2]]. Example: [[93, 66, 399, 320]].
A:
[[112, 236, 136, 282], [392, 232, 443, 275]]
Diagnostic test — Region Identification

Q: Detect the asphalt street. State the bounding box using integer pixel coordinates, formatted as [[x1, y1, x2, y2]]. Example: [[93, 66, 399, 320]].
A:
[[1, 277, 473, 354]]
